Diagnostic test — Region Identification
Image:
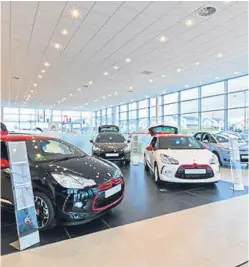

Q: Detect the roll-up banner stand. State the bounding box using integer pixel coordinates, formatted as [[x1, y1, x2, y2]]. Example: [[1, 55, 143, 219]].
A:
[[131, 135, 139, 166], [7, 141, 40, 251], [229, 138, 244, 191]]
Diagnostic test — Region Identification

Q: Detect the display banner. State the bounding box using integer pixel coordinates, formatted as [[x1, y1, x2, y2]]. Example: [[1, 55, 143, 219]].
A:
[[131, 135, 140, 166], [229, 138, 244, 191], [7, 141, 40, 250]]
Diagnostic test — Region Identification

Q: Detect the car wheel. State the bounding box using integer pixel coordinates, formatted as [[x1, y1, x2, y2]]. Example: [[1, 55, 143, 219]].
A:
[[144, 156, 149, 172], [34, 191, 57, 231], [125, 159, 130, 165], [154, 164, 161, 185], [213, 151, 222, 166]]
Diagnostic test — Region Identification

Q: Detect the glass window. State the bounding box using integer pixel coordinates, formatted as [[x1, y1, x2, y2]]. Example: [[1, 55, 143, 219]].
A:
[[164, 93, 178, 104], [228, 108, 248, 132], [62, 111, 80, 117], [129, 110, 137, 119], [164, 115, 178, 127], [202, 110, 224, 132], [129, 102, 137, 110], [202, 95, 224, 111], [181, 100, 198, 113], [20, 114, 36, 121], [20, 108, 36, 115], [129, 119, 137, 132], [138, 108, 147, 118], [181, 113, 199, 133], [181, 88, 198, 101], [150, 107, 156, 117], [202, 82, 224, 97], [120, 104, 127, 112], [138, 118, 148, 130], [158, 96, 162, 105], [3, 107, 19, 114], [102, 109, 106, 116], [164, 103, 178, 115], [97, 111, 101, 116], [228, 76, 248, 92], [3, 114, 19, 121], [53, 110, 61, 116], [138, 100, 148, 109], [120, 112, 127, 120], [107, 108, 112, 115], [150, 97, 156, 106], [228, 91, 248, 109], [52, 116, 61, 122], [119, 121, 128, 133]]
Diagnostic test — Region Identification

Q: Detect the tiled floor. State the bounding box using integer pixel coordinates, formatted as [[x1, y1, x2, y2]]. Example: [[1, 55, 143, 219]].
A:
[[1, 195, 248, 267]]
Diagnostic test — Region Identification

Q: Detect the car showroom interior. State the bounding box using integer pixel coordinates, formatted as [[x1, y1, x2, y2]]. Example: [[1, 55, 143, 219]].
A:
[[0, 1, 248, 267]]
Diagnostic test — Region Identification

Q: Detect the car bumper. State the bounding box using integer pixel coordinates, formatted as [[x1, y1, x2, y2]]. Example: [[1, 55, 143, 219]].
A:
[[220, 153, 249, 164], [159, 164, 220, 183], [93, 152, 130, 161]]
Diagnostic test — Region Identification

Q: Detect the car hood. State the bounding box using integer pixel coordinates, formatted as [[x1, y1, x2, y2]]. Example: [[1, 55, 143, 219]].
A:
[[40, 156, 120, 186], [94, 143, 127, 151], [157, 149, 213, 165]]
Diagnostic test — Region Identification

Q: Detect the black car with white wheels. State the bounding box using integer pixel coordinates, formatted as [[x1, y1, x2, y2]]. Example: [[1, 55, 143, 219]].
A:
[[1, 134, 125, 231]]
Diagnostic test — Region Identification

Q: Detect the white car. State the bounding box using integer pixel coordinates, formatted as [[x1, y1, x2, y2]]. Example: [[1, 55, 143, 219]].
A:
[[144, 134, 220, 184]]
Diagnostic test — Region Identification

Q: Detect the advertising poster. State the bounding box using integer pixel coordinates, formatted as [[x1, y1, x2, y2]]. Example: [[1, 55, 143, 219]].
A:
[[7, 141, 40, 250]]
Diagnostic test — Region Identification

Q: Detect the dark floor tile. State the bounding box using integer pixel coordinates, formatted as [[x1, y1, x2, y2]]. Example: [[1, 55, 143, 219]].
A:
[[65, 218, 109, 238], [174, 191, 214, 207], [1, 224, 19, 256], [1, 208, 16, 226], [39, 225, 69, 245]]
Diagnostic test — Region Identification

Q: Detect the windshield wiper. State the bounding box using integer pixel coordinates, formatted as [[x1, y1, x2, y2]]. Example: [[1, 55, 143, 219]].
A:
[[49, 154, 87, 163]]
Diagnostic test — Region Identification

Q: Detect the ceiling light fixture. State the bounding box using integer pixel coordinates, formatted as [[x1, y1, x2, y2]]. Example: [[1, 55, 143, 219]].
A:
[[102, 96, 106, 99], [33, 83, 37, 87], [217, 53, 223, 58], [184, 85, 189, 88], [44, 62, 50, 67], [114, 92, 118, 95], [37, 74, 43, 79], [41, 69, 45, 73], [70, 8, 80, 19], [125, 57, 131, 63], [176, 69, 181, 72], [185, 19, 194, 27], [61, 29, 68, 35], [104, 71, 109, 76], [77, 88, 82, 91], [114, 66, 119, 70], [88, 81, 93, 85], [149, 79, 153, 82], [195, 62, 200, 66], [159, 35, 167, 42], [215, 77, 219, 80], [52, 43, 62, 50], [108, 94, 112, 97], [129, 86, 133, 90], [70, 93, 73, 96], [30, 89, 34, 93], [145, 95, 149, 98], [161, 74, 166, 78], [234, 71, 241, 75], [85, 103, 89, 106]]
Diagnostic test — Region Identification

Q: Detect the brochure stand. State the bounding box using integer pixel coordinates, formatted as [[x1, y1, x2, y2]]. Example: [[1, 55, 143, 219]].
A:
[[229, 138, 244, 191], [131, 135, 140, 166], [7, 141, 40, 251]]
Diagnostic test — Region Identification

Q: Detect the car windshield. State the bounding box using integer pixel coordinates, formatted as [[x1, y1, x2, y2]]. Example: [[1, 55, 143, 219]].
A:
[[95, 134, 125, 143], [159, 136, 204, 149], [26, 139, 86, 162], [215, 133, 245, 144]]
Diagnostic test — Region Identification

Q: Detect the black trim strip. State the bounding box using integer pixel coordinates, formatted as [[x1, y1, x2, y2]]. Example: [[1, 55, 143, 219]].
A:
[[235, 260, 248, 267]]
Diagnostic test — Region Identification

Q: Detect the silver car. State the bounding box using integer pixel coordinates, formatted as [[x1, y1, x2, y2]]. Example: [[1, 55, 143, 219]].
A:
[[194, 132, 248, 166]]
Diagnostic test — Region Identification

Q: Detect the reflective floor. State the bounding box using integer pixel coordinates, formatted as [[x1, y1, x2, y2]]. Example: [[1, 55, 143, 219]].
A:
[[1, 163, 248, 258]]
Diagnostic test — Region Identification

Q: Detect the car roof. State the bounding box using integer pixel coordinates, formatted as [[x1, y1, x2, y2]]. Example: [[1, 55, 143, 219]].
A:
[[154, 134, 185, 138], [0, 134, 51, 142], [97, 132, 123, 136]]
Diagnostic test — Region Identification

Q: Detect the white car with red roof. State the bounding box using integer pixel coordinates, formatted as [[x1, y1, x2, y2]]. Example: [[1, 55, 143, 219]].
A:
[[144, 125, 220, 184]]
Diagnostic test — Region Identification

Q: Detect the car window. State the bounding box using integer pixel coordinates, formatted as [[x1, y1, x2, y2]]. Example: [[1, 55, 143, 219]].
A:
[[26, 139, 84, 162], [195, 133, 202, 141], [150, 137, 157, 148], [216, 135, 229, 143], [1, 142, 8, 160], [95, 134, 125, 143], [158, 136, 204, 149], [203, 133, 216, 143]]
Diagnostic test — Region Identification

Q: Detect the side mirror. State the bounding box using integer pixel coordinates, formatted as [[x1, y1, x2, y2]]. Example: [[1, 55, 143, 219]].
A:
[[90, 140, 94, 144], [127, 140, 131, 143], [1, 159, 9, 169], [146, 145, 153, 151], [203, 140, 209, 144]]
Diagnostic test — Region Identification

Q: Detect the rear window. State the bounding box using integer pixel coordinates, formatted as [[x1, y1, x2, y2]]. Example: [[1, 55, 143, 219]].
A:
[[95, 134, 125, 143], [159, 136, 204, 149]]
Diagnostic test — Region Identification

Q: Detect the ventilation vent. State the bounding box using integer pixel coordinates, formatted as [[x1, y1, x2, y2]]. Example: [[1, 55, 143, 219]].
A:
[[196, 5, 216, 17], [141, 70, 153, 75], [82, 85, 89, 88]]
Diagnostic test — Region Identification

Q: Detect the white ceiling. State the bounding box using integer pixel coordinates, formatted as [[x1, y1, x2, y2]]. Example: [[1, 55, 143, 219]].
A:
[[1, 1, 248, 111]]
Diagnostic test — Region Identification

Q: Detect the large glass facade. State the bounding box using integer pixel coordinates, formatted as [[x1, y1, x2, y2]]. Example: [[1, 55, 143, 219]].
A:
[[93, 75, 249, 133]]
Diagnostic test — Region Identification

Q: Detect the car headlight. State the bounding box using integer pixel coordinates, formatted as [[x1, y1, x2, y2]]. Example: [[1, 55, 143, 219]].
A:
[[209, 154, 218, 164], [124, 146, 130, 152], [52, 173, 96, 189], [160, 154, 179, 165], [93, 146, 101, 152], [220, 147, 230, 154]]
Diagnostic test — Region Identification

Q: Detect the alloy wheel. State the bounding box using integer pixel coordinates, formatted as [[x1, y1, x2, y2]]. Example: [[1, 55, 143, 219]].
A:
[[34, 196, 49, 229]]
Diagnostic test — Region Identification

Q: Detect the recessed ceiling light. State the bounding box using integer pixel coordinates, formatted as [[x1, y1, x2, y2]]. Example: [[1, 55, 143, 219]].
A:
[[108, 94, 112, 97], [185, 19, 194, 27], [44, 62, 50, 67], [195, 62, 200, 66], [162, 90, 166, 94], [104, 71, 109, 76], [215, 77, 219, 80], [37, 74, 42, 79], [52, 43, 62, 50], [41, 69, 45, 73], [85, 103, 89, 106], [114, 66, 119, 70], [88, 81, 93, 85], [77, 88, 82, 91], [70, 8, 80, 18], [70, 93, 73, 96], [58, 101, 61, 104], [159, 35, 167, 42], [125, 58, 131, 63], [234, 71, 241, 75], [63, 97, 66, 100], [149, 79, 153, 82], [102, 96, 106, 99], [114, 92, 118, 95], [145, 95, 149, 98], [199, 81, 203, 85], [33, 83, 37, 87], [30, 89, 34, 93], [120, 102, 123, 104], [129, 86, 133, 90], [176, 69, 181, 72], [184, 84, 189, 88], [161, 74, 166, 78], [217, 53, 223, 58], [61, 29, 68, 35]]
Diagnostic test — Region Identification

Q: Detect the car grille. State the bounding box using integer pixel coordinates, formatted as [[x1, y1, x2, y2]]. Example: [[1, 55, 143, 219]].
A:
[[175, 164, 214, 179], [92, 178, 124, 211], [99, 151, 124, 160]]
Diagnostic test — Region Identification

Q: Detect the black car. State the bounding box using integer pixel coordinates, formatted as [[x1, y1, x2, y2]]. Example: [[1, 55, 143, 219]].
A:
[[90, 132, 131, 164], [0, 134, 125, 231]]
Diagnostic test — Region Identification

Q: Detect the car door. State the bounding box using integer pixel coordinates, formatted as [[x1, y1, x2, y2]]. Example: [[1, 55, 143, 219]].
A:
[[1, 141, 14, 204], [147, 137, 157, 168], [202, 133, 217, 151]]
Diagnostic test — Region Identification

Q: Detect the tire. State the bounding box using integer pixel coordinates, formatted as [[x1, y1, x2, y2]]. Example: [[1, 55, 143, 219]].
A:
[[213, 151, 222, 166], [154, 164, 161, 185], [125, 159, 130, 165], [34, 191, 57, 231], [144, 156, 150, 172]]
